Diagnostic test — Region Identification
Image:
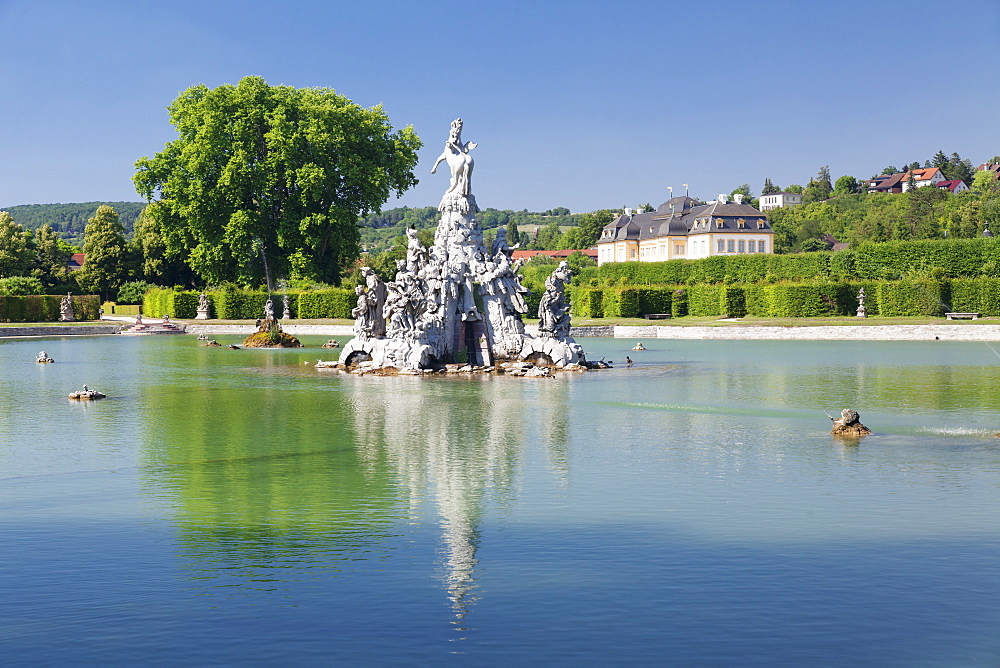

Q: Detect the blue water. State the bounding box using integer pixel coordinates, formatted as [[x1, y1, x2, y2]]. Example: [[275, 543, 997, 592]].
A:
[[3, 334, 1000, 664]]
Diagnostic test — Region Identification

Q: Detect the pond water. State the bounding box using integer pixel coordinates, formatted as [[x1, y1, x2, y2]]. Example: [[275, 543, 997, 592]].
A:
[[3, 333, 1000, 664]]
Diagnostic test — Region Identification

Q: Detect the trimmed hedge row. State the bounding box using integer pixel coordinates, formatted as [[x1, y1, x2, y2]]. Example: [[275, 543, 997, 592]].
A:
[[565, 278, 995, 318], [597, 237, 1000, 286], [143, 288, 355, 320], [296, 290, 354, 319], [0, 295, 100, 322]]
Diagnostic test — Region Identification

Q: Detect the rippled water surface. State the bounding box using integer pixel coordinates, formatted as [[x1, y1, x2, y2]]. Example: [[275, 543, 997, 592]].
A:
[[3, 334, 1000, 664]]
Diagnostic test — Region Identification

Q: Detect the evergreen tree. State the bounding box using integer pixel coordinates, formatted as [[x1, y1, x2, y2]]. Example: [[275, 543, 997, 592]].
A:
[[761, 178, 780, 195], [31, 224, 72, 287], [505, 218, 520, 247], [76, 205, 132, 299]]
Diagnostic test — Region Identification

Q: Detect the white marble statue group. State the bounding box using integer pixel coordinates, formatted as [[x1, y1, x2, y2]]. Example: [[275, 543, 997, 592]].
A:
[[340, 119, 585, 371]]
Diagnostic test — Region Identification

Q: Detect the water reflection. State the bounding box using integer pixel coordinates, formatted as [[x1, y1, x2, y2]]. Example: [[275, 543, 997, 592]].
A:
[[344, 375, 559, 624]]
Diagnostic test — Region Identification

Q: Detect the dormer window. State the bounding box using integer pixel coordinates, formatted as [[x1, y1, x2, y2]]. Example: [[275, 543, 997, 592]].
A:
[[737, 218, 746, 229], [757, 219, 766, 229], [715, 218, 724, 229]]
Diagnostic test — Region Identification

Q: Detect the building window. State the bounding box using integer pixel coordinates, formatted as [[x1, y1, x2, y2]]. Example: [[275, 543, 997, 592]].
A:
[[727, 239, 735, 253], [738, 239, 745, 253], [758, 240, 766, 253], [717, 239, 725, 253]]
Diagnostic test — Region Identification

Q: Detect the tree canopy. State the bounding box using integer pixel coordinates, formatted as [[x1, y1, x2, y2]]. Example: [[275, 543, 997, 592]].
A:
[[133, 76, 421, 289], [77, 205, 131, 299]]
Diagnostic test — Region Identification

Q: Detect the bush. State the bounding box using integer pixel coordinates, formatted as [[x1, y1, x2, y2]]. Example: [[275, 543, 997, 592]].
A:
[[0, 276, 44, 296], [116, 281, 156, 304]]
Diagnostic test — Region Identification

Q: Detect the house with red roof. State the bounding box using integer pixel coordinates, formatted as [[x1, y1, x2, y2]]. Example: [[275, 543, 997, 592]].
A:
[[68, 253, 85, 270], [936, 179, 970, 194], [511, 248, 597, 262], [866, 168, 945, 194]]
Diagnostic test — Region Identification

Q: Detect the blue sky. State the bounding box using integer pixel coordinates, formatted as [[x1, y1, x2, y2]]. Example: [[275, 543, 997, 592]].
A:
[[2, 0, 999, 213]]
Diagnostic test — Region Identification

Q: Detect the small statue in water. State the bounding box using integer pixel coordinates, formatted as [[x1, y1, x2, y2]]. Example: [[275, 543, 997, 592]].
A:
[[35, 351, 54, 363], [827, 408, 872, 437]]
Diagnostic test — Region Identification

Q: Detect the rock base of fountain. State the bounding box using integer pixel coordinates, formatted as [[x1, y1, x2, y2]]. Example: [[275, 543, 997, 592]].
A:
[[242, 303, 301, 348], [243, 329, 302, 348], [829, 408, 872, 437], [69, 385, 105, 400]]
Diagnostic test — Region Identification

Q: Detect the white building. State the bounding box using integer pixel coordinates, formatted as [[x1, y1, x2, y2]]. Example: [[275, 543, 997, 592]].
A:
[[597, 194, 774, 266], [758, 191, 802, 211]]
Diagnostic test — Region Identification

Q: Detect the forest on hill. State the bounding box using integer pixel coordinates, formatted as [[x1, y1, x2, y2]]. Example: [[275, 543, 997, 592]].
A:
[[358, 205, 587, 252], [1, 202, 145, 243]]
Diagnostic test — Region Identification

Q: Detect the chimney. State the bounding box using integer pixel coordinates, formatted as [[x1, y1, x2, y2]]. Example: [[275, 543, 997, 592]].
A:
[[717, 194, 728, 204], [624, 207, 632, 216], [733, 194, 744, 205]]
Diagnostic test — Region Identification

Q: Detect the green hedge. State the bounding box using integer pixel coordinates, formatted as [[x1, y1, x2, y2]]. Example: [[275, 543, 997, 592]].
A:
[[296, 289, 354, 319], [101, 302, 141, 315], [143, 287, 356, 320], [569, 287, 604, 318], [950, 277, 1000, 315], [671, 289, 688, 318], [686, 284, 724, 316], [876, 280, 948, 317], [597, 237, 1000, 287], [0, 295, 99, 322]]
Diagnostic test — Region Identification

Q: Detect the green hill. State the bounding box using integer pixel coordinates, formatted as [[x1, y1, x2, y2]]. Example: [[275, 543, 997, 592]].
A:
[[0, 201, 146, 241]]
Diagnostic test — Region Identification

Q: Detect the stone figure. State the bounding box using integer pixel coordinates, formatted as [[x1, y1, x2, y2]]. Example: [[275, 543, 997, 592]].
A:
[[362, 267, 388, 338], [406, 228, 429, 273], [282, 295, 291, 320], [36, 350, 54, 363], [493, 253, 528, 314], [264, 299, 275, 321], [351, 286, 373, 339], [537, 262, 573, 339], [59, 293, 75, 322], [828, 408, 872, 437], [856, 287, 867, 318], [431, 118, 478, 213], [195, 292, 210, 320], [490, 228, 519, 259], [135, 313, 143, 325]]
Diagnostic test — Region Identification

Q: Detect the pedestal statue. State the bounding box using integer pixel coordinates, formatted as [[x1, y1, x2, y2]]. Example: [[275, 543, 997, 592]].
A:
[[59, 293, 75, 322]]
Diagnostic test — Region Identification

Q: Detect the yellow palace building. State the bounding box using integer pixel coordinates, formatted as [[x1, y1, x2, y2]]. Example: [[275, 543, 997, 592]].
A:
[[596, 194, 774, 266]]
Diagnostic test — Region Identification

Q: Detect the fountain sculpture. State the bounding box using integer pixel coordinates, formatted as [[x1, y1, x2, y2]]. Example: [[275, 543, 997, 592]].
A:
[[242, 299, 302, 348], [339, 119, 586, 372]]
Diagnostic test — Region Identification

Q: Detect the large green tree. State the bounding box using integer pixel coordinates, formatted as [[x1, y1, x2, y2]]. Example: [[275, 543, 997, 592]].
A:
[[133, 76, 421, 289], [0, 211, 34, 278], [76, 205, 132, 299], [31, 224, 74, 287], [575, 209, 616, 248]]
